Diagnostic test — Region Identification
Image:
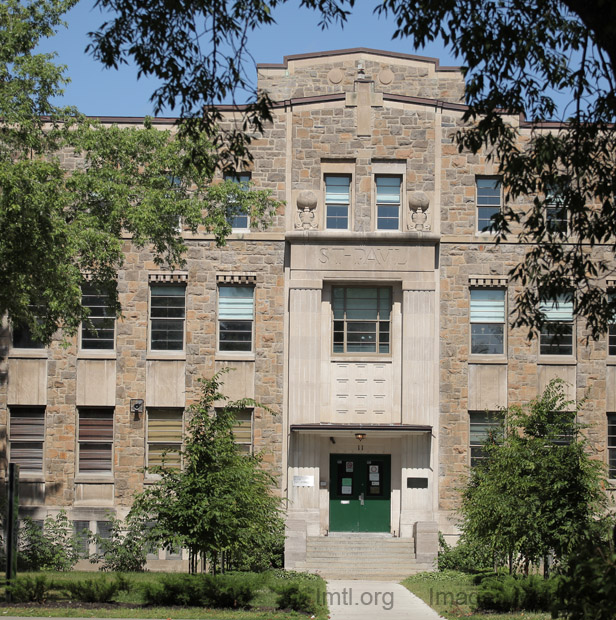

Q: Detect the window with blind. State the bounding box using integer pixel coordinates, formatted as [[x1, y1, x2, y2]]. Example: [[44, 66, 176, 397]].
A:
[[608, 413, 616, 479], [78, 408, 113, 474], [224, 172, 251, 230], [9, 407, 45, 473], [332, 286, 391, 354], [147, 408, 183, 470], [218, 285, 254, 352], [469, 411, 504, 467], [476, 177, 501, 233], [609, 293, 616, 357], [81, 284, 115, 350], [470, 289, 506, 355], [232, 409, 253, 454], [545, 182, 568, 235], [325, 175, 350, 229], [150, 284, 186, 351], [376, 176, 401, 230], [540, 296, 574, 355]]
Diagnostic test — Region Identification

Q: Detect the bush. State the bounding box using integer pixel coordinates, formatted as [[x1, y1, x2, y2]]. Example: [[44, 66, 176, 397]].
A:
[[90, 514, 147, 572], [276, 582, 318, 615], [142, 574, 204, 606], [438, 532, 493, 573], [477, 574, 556, 612], [64, 574, 131, 603], [6, 575, 53, 603], [202, 574, 256, 608], [18, 510, 81, 571]]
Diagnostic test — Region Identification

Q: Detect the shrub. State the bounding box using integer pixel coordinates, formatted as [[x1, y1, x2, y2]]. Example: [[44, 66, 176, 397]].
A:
[[64, 575, 130, 603], [202, 574, 256, 608], [18, 510, 80, 571], [141, 574, 207, 607], [477, 574, 556, 612], [89, 514, 147, 572], [6, 575, 53, 603], [276, 582, 317, 615], [438, 532, 493, 573]]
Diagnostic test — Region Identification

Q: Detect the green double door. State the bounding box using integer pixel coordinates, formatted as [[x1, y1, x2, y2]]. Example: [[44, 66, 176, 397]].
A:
[[329, 454, 391, 532]]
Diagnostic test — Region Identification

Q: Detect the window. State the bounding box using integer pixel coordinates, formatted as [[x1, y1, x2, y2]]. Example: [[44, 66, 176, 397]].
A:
[[545, 185, 568, 235], [218, 285, 254, 352], [232, 409, 253, 454], [332, 286, 391, 354], [608, 413, 616, 479], [540, 296, 574, 355], [78, 408, 113, 474], [476, 177, 501, 233], [96, 521, 112, 554], [470, 289, 506, 355], [376, 176, 401, 230], [469, 411, 503, 467], [9, 407, 45, 473], [147, 408, 183, 470], [224, 172, 251, 230], [150, 284, 186, 351], [73, 520, 90, 558], [609, 293, 616, 356], [325, 175, 350, 229], [81, 284, 115, 350]]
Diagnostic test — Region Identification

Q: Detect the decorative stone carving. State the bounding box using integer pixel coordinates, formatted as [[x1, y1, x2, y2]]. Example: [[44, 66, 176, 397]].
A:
[[327, 68, 344, 85], [296, 190, 318, 230], [378, 68, 394, 86], [407, 191, 431, 231]]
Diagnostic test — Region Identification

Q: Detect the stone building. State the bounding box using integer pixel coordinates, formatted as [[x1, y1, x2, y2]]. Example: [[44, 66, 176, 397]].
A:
[[1, 48, 615, 578]]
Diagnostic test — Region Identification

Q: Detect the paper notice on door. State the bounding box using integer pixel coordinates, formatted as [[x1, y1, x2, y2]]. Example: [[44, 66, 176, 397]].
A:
[[369, 473, 380, 481], [369, 465, 379, 473], [341, 486, 352, 495], [345, 461, 354, 472]]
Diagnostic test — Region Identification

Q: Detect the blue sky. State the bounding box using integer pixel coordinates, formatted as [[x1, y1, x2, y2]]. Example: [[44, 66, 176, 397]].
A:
[[40, 2, 461, 117]]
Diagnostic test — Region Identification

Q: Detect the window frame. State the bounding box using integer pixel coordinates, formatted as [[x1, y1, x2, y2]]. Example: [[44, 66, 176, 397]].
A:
[[9, 407, 45, 475], [469, 288, 507, 357], [224, 172, 251, 232], [469, 410, 504, 468], [375, 174, 402, 231], [544, 178, 569, 236], [331, 286, 392, 356], [80, 283, 115, 351], [608, 413, 616, 480], [476, 176, 502, 234], [146, 407, 184, 472], [608, 292, 616, 358], [149, 283, 186, 353], [232, 409, 253, 454], [539, 295, 575, 357], [77, 408, 114, 476], [217, 284, 255, 354], [324, 173, 352, 230]]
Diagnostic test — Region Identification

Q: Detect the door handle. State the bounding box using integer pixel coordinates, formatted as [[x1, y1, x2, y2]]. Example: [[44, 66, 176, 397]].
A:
[[359, 492, 364, 506]]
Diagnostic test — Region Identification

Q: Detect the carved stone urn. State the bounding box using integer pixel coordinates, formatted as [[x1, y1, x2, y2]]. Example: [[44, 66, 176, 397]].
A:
[[296, 190, 318, 230], [408, 191, 431, 231]]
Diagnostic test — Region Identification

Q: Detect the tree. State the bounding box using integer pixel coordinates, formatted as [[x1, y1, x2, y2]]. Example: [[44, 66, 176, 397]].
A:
[[460, 380, 610, 575], [0, 0, 279, 344], [88, 0, 616, 337], [129, 372, 285, 574]]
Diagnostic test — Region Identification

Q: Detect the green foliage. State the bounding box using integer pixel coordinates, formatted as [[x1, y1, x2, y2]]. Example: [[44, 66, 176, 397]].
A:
[[460, 379, 608, 573], [64, 574, 131, 603], [275, 582, 318, 615], [437, 532, 493, 573], [0, 0, 280, 344], [89, 514, 148, 572], [141, 574, 204, 606], [476, 574, 557, 613], [553, 527, 616, 620], [18, 510, 81, 571], [6, 575, 53, 603], [130, 371, 285, 574]]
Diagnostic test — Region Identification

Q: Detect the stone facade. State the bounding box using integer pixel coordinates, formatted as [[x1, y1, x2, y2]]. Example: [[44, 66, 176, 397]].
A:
[[1, 48, 614, 574]]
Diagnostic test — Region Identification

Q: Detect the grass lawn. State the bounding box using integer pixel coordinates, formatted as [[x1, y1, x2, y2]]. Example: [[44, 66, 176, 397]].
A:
[[402, 571, 551, 620], [0, 570, 328, 620]]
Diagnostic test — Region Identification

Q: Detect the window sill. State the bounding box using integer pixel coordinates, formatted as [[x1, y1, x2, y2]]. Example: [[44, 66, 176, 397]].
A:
[[74, 475, 114, 484], [146, 352, 186, 361], [538, 356, 577, 365], [468, 355, 508, 365], [19, 474, 45, 483], [606, 357, 616, 366], [78, 351, 117, 360], [8, 349, 48, 359], [215, 352, 255, 362], [330, 355, 392, 363]]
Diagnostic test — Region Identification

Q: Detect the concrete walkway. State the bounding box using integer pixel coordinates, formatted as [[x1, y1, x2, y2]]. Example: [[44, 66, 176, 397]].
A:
[[326, 580, 445, 620]]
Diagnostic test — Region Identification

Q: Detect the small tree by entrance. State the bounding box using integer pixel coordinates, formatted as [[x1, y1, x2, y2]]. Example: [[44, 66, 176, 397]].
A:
[[460, 379, 610, 575], [130, 372, 285, 573]]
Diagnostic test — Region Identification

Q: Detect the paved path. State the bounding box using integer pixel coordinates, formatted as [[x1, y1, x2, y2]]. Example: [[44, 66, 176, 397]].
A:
[[326, 580, 445, 620]]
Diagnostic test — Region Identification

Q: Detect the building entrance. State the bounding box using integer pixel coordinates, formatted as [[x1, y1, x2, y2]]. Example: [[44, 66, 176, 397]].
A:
[[329, 454, 391, 532]]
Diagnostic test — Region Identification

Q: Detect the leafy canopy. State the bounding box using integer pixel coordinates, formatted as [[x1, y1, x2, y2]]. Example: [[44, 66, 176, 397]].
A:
[[129, 371, 285, 573], [88, 0, 616, 336], [0, 0, 279, 344]]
